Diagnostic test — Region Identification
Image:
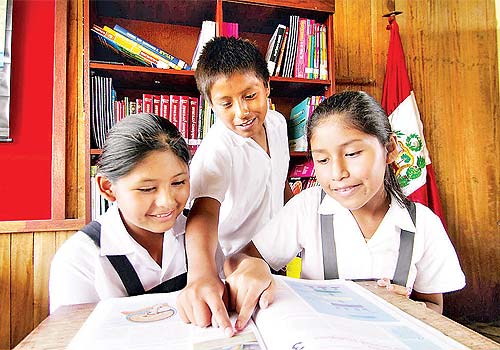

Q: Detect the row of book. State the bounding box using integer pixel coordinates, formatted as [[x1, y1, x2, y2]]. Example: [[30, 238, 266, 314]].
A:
[[91, 23, 190, 70], [288, 159, 319, 195], [265, 16, 328, 79], [91, 75, 216, 152], [288, 95, 326, 152]]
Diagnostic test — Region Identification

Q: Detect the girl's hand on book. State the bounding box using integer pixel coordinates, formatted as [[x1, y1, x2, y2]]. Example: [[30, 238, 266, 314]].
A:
[[376, 278, 412, 297], [177, 275, 234, 337], [224, 256, 275, 331]]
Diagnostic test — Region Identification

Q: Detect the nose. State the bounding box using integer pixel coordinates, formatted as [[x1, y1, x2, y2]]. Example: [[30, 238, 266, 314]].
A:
[[330, 158, 348, 181], [155, 187, 176, 208], [235, 100, 250, 118]]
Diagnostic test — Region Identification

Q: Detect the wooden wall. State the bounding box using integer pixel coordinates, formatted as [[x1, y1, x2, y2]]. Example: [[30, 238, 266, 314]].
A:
[[0, 231, 74, 349], [334, 0, 499, 322]]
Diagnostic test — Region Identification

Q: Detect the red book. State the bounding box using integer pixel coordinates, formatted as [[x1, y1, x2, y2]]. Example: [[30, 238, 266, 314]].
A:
[[169, 95, 180, 129], [188, 96, 199, 153], [178, 96, 189, 139], [160, 95, 170, 119], [142, 94, 153, 113], [136, 99, 142, 113], [153, 95, 161, 116]]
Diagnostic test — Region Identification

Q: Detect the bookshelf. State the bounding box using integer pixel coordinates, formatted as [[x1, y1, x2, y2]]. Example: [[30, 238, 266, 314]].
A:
[[83, 0, 335, 219]]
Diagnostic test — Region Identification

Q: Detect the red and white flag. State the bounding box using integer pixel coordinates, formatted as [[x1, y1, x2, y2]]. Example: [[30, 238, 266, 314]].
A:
[[381, 16, 447, 229]]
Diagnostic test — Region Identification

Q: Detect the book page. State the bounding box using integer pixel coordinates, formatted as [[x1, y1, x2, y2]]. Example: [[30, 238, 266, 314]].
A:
[[68, 292, 266, 350], [253, 276, 469, 350]]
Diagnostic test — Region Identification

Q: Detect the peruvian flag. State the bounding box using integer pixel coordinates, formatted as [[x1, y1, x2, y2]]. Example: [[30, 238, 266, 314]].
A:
[[381, 16, 447, 229]]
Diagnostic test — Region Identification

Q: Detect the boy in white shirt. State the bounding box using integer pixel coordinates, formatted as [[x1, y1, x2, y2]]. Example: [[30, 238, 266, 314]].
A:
[[177, 37, 292, 335]]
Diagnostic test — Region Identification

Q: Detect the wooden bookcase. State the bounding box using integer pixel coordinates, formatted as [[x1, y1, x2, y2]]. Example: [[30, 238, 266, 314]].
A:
[[83, 0, 335, 220]]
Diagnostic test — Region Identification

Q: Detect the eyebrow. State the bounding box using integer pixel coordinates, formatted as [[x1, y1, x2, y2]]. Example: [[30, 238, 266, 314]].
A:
[[311, 139, 364, 153], [137, 171, 188, 182]]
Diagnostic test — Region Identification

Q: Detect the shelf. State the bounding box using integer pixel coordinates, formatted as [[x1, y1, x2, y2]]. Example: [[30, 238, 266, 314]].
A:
[[90, 62, 330, 99]]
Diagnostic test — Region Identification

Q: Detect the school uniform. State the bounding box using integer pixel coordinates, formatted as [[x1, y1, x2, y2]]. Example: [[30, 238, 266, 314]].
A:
[[49, 204, 187, 313], [253, 186, 466, 294], [189, 109, 289, 256]]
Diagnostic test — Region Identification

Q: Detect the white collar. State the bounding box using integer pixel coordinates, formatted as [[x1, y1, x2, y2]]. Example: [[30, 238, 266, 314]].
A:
[[317, 192, 416, 232], [97, 204, 186, 257]]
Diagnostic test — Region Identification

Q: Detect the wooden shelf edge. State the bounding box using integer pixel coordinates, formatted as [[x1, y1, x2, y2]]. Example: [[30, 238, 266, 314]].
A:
[[89, 62, 195, 75], [0, 218, 85, 234]]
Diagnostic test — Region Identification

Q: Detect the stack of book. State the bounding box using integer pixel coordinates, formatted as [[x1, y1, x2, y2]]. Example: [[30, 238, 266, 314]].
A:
[[91, 24, 190, 70], [265, 16, 328, 79]]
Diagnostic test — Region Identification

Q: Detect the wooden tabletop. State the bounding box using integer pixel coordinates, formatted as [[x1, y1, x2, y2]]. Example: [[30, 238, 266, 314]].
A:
[[14, 281, 500, 350]]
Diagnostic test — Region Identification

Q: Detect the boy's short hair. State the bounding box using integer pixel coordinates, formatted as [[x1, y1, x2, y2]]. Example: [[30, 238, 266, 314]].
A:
[[195, 36, 270, 102]]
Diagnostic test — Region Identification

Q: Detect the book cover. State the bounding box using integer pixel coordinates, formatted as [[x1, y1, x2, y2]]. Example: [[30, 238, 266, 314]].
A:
[[274, 26, 289, 77], [264, 24, 286, 76], [113, 24, 190, 70], [160, 95, 170, 119], [288, 96, 310, 152], [188, 96, 200, 153], [153, 95, 161, 116], [191, 21, 216, 70], [178, 95, 189, 140], [142, 94, 153, 114], [169, 95, 180, 129], [294, 18, 307, 79], [282, 15, 299, 78]]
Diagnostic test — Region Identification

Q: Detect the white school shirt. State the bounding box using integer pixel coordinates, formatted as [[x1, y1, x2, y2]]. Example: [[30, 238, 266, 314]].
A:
[[49, 204, 187, 313], [253, 186, 466, 294], [189, 109, 289, 256]]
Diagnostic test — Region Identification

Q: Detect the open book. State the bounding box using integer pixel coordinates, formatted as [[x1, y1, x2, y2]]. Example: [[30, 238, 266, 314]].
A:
[[68, 276, 468, 350]]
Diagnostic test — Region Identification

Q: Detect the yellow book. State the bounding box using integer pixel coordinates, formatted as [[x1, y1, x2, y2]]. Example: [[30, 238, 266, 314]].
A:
[[102, 26, 177, 70]]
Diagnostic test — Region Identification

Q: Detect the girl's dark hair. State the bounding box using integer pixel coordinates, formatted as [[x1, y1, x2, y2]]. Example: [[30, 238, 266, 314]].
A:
[[195, 36, 269, 102], [306, 91, 410, 207], [97, 113, 190, 182]]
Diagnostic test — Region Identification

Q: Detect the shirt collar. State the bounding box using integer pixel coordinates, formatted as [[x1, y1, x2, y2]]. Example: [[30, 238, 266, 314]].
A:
[[317, 192, 416, 232], [98, 204, 186, 256]]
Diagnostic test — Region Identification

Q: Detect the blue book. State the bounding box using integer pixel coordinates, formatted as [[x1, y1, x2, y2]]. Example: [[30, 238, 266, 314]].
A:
[[113, 24, 190, 70], [288, 97, 311, 152]]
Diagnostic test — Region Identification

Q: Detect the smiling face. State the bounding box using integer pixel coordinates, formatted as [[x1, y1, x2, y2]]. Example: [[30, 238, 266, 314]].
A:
[[209, 71, 270, 142], [97, 149, 190, 238], [310, 116, 397, 214]]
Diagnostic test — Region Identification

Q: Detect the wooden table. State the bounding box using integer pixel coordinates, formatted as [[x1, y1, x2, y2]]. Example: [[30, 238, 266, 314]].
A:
[[14, 281, 500, 350]]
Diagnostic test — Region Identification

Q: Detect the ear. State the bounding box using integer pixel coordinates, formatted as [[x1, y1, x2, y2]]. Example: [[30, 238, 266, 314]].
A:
[[386, 135, 399, 165], [265, 80, 271, 97], [96, 174, 117, 202]]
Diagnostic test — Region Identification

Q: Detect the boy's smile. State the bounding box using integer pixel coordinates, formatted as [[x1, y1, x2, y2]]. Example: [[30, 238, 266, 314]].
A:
[[210, 71, 270, 146]]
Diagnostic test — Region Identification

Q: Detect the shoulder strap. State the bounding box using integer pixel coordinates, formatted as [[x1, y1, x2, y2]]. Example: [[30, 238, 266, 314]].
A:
[[392, 202, 416, 286], [146, 272, 187, 294], [79, 220, 147, 296], [80, 220, 102, 247], [320, 190, 339, 279]]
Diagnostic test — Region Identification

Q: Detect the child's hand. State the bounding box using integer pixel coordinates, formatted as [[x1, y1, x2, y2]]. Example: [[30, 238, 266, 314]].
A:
[[376, 278, 412, 297], [224, 256, 275, 331], [177, 275, 234, 337]]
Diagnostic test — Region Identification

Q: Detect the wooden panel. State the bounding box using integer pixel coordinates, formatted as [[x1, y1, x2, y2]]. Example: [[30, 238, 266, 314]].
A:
[[395, 0, 499, 322], [3, 230, 75, 349], [33, 232, 56, 326], [0, 234, 11, 350], [10, 234, 35, 347]]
